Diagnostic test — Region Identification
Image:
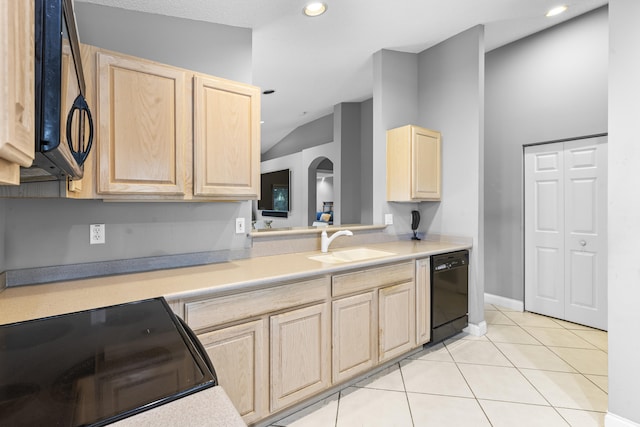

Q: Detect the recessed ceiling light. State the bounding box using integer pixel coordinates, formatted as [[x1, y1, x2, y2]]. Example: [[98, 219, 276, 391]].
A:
[[303, 2, 327, 17], [546, 5, 568, 17]]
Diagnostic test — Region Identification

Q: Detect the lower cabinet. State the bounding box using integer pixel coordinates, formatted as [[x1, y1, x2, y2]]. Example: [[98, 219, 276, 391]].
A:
[[172, 259, 431, 426], [331, 261, 418, 383], [415, 257, 431, 345], [196, 303, 331, 424], [180, 276, 330, 425], [197, 320, 268, 425], [379, 281, 416, 362], [332, 292, 376, 383], [270, 303, 330, 411]]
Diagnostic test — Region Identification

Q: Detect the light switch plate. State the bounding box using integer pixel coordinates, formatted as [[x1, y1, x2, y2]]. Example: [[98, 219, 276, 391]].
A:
[[384, 214, 393, 225], [235, 218, 246, 234]]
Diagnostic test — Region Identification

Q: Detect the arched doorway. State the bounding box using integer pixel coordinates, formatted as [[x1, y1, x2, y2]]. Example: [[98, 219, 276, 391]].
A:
[[308, 157, 334, 226]]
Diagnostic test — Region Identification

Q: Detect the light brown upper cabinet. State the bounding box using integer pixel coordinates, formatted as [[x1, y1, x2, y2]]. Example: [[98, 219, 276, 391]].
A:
[[386, 125, 441, 201], [89, 47, 260, 201], [96, 51, 188, 196], [193, 75, 260, 199], [0, 0, 35, 185]]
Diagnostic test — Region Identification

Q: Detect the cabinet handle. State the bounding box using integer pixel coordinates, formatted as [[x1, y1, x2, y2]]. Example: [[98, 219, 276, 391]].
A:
[[579, 240, 586, 246]]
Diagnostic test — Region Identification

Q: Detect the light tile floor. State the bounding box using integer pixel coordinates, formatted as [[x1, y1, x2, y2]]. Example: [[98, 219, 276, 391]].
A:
[[270, 304, 607, 427]]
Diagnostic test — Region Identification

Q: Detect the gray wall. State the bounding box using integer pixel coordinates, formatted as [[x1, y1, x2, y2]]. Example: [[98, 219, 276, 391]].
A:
[[484, 7, 608, 301], [75, 3, 252, 83], [4, 199, 246, 269], [336, 103, 362, 224], [416, 26, 485, 326], [1, 5, 254, 272], [608, 1, 640, 424], [372, 29, 485, 326], [261, 115, 334, 161], [263, 98, 373, 225], [360, 99, 374, 224], [372, 49, 419, 233]]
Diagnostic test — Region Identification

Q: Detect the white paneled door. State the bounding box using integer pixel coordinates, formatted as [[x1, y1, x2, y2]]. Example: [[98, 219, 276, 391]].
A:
[[524, 136, 607, 330]]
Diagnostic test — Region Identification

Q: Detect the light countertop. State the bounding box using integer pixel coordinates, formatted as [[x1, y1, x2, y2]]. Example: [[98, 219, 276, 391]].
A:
[[111, 386, 246, 427], [0, 239, 471, 325]]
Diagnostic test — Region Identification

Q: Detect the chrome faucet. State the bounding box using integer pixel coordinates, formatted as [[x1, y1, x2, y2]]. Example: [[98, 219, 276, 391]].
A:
[[321, 229, 353, 253]]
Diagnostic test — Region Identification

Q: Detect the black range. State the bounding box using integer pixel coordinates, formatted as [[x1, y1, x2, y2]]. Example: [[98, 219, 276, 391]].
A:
[[0, 297, 216, 426]]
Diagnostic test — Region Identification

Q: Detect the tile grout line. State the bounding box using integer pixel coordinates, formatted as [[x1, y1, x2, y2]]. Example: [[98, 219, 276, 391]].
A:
[[492, 311, 545, 346], [500, 306, 608, 393], [442, 337, 495, 427], [483, 321, 575, 424], [492, 306, 609, 419], [513, 364, 585, 425], [333, 389, 341, 427], [494, 308, 587, 425], [564, 326, 605, 349], [583, 374, 609, 395], [543, 345, 610, 395], [397, 361, 416, 427]]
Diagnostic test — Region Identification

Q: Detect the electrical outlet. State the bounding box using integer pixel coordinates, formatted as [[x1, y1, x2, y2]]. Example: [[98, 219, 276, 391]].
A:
[[90, 224, 105, 245], [384, 214, 393, 225], [235, 218, 246, 234]]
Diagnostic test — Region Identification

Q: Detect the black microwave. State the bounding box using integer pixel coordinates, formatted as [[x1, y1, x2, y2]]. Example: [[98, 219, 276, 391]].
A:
[[22, 0, 93, 182]]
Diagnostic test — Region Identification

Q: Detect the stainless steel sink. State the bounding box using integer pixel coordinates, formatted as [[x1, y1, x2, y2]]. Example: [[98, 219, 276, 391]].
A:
[[308, 248, 396, 264]]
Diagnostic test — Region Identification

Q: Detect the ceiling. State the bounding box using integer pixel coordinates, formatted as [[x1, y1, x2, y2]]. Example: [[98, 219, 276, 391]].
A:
[[76, 0, 608, 153]]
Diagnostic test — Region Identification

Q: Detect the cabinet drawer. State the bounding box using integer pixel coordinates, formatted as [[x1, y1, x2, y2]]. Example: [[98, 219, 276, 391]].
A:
[[185, 276, 330, 331], [332, 262, 414, 297]]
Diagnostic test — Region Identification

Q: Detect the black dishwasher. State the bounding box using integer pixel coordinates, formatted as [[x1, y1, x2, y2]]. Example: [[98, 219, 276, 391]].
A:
[[431, 250, 469, 342]]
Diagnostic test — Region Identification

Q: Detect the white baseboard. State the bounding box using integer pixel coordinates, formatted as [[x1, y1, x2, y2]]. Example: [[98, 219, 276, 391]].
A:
[[464, 321, 487, 337], [484, 293, 524, 312], [606, 412, 640, 427]]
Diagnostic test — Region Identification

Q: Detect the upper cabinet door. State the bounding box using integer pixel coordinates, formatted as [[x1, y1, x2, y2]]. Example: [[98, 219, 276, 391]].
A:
[[386, 125, 441, 202], [193, 75, 260, 199], [412, 127, 441, 200], [96, 52, 188, 195], [0, 0, 35, 184]]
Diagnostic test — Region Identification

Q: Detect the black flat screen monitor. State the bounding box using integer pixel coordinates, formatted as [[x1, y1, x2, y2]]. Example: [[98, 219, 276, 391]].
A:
[[258, 169, 290, 212]]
